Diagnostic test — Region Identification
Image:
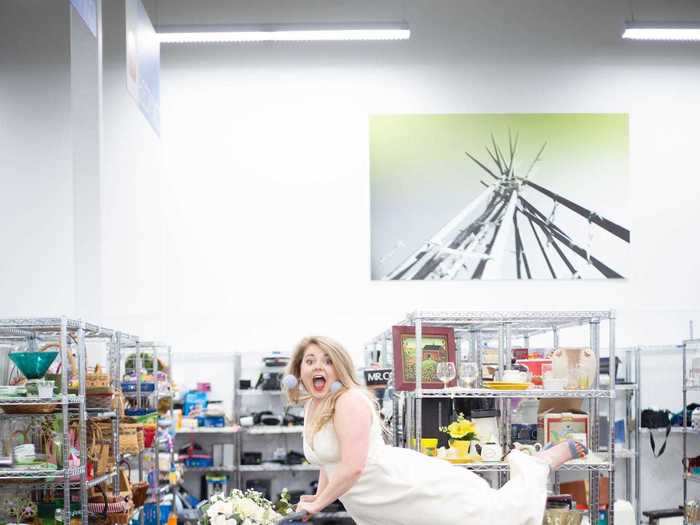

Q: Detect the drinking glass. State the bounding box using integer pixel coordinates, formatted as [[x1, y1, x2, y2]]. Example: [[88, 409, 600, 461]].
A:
[[436, 362, 456, 390], [459, 362, 478, 389]]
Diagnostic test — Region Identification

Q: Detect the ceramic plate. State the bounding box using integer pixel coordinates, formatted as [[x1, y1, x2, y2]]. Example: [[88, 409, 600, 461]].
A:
[[442, 456, 481, 464], [484, 382, 529, 390]]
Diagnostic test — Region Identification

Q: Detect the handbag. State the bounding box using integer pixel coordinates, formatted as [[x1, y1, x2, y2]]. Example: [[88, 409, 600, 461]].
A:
[[641, 408, 672, 457], [671, 403, 700, 426]]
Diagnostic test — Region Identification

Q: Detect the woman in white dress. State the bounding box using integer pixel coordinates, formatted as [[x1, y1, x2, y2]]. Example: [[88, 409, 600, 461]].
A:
[[285, 336, 587, 525]]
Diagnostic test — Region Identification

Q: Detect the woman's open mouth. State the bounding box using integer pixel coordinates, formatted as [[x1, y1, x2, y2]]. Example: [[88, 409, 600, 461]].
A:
[[312, 375, 327, 393]]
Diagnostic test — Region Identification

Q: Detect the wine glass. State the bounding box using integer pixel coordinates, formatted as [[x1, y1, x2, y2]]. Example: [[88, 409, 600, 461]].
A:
[[459, 362, 478, 389], [436, 362, 456, 390]]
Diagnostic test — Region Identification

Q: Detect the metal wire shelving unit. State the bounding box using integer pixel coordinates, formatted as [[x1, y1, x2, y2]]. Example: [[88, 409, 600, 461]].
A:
[[231, 353, 317, 490], [0, 317, 122, 525], [374, 310, 617, 525], [612, 347, 641, 525], [120, 340, 174, 525]]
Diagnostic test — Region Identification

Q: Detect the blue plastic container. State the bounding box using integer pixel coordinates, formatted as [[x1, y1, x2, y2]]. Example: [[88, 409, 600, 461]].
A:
[[197, 415, 225, 428], [121, 382, 156, 392], [139, 503, 171, 525], [184, 455, 213, 468]]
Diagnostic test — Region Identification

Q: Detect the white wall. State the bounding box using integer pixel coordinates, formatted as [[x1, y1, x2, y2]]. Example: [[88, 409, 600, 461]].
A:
[[0, 1, 75, 316], [152, 0, 700, 514], [100, 0, 166, 338], [0, 0, 165, 337], [156, 0, 700, 354]]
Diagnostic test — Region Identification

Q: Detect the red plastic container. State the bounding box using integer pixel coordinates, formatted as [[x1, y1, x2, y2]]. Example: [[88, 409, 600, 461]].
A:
[[143, 427, 156, 448], [515, 358, 552, 377]]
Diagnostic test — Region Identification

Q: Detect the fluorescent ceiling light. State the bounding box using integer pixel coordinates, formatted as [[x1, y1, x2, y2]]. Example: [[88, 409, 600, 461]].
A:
[[157, 22, 410, 43], [622, 21, 700, 41]]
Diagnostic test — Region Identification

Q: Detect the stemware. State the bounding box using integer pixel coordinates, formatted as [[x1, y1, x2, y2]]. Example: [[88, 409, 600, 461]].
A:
[[436, 362, 456, 390], [459, 362, 478, 389]]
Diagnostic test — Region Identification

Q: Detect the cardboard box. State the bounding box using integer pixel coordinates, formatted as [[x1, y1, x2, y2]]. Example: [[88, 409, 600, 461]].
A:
[[538, 411, 589, 446], [560, 478, 609, 508]]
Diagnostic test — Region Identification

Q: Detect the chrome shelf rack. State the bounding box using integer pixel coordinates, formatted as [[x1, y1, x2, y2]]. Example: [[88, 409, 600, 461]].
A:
[[120, 341, 173, 525], [377, 310, 617, 525], [0, 317, 134, 525], [615, 347, 641, 525]]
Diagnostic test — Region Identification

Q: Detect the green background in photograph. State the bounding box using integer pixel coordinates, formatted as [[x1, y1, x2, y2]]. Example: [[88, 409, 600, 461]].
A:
[[400, 335, 448, 382], [369, 113, 629, 279]]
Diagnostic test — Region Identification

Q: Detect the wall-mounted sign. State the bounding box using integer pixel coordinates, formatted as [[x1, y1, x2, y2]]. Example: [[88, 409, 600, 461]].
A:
[[70, 0, 98, 37], [126, 0, 160, 136], [364, 368, 392, 387]]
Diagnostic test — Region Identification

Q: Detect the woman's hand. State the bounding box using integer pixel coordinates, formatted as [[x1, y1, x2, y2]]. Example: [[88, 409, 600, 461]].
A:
[[295, 500, 321, 516], [299, 495, 317, 503]]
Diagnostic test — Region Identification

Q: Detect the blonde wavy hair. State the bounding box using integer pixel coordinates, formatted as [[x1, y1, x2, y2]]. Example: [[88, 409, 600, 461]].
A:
[[286, 336, 377, 437]]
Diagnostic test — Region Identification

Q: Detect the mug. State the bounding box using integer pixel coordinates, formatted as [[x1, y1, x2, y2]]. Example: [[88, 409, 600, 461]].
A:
[[480, 441, 503, 462], [513, 442, 542, 455], [420, 438, 438, 457]]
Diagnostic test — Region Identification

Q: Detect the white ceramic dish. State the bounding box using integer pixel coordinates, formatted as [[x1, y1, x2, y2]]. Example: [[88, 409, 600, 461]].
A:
[[543, 378, 567, 390]]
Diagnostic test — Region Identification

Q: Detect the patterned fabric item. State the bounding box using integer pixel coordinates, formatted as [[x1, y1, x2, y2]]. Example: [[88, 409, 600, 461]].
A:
[[87, 501, 130, 514]]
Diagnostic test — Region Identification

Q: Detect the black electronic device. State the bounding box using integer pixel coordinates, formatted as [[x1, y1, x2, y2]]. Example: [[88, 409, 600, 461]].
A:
[[245, 479, 271, 500], [241, 452, 262, 465]]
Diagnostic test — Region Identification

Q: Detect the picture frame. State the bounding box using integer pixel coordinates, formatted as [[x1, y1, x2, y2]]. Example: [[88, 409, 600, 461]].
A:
[[391, 325, 457, 391]]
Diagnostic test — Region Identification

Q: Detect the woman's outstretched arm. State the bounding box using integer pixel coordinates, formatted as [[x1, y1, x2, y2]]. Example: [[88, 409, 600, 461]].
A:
[[297, 390, 371, 514], [299, 468, 328, 504]]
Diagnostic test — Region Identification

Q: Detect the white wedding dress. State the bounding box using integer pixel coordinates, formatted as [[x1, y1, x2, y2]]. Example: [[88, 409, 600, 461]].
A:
[[303, 396, 550, 525]]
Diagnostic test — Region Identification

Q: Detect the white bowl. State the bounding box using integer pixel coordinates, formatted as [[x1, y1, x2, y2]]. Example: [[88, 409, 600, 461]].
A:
[[543, 378, 567, 390]]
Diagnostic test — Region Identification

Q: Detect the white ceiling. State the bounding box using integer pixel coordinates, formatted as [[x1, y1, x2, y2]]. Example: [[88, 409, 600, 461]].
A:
[[144, 0, 700, 27]]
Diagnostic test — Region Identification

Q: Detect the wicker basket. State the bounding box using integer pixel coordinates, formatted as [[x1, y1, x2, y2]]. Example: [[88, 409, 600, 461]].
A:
[[88, 423, 111, 477], [86, 365, 111, 389], [88, 484, 133, 525], [86, 392, 115, 410], [1, 403, 57, 414], [687, 501, 700, 524], [119, 423, 143, 455], [131, 481, 149, 508]]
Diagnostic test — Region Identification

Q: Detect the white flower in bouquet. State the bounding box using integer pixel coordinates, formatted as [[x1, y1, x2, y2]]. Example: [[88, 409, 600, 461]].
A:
[[201, 489, 290, 525]]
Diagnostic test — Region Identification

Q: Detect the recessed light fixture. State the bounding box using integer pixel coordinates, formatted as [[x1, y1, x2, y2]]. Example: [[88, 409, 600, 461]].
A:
[[622, 21, 700, 41], [157, 22, 410, 44]]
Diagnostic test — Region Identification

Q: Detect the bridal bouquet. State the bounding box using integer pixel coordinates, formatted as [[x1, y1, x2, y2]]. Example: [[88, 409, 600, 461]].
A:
[[201, 489, 292, 525]]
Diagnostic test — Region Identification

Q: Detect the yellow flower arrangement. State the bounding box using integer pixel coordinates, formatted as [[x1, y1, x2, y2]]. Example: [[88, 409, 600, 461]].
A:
[[439, 413, 478, 441]]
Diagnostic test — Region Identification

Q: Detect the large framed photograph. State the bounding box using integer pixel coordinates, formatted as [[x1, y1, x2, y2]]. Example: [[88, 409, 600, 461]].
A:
[[391, 326, 457, 391], [370, 113, 630, 280]]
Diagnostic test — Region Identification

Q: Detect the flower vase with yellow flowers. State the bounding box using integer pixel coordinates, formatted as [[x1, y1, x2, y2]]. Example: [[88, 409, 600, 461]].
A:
[[439, 413, 478, 458]]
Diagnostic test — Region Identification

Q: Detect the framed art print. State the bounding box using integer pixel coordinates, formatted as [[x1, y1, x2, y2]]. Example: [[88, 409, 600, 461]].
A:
[[391, 325, 457, 390]]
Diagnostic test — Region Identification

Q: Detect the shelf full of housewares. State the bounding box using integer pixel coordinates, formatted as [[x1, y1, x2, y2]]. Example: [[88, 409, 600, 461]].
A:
[[384, 310, 616, 525], [0, 317, 128, 525], [119, 340, 174, 525], [231, 352, 306, 489], [682, 338, 700, 524], [611, 347, 641, 525]]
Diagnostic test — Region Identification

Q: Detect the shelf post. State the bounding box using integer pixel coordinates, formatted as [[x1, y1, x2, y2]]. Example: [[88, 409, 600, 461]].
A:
[[78, 321, 88, 525], [589, 317, 601, 525], [683, 340, 688, 525], [114, 332, 122, 494], [153, 343, 160, 525], [415, 316, 423, 451], [608, 312, 616, 525], [60, 317, 70, 524], [635, 346, 641, 525]]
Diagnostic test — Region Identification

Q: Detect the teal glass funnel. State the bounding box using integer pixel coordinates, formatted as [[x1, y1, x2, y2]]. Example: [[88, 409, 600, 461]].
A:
[[9, 351, 59, 379]]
